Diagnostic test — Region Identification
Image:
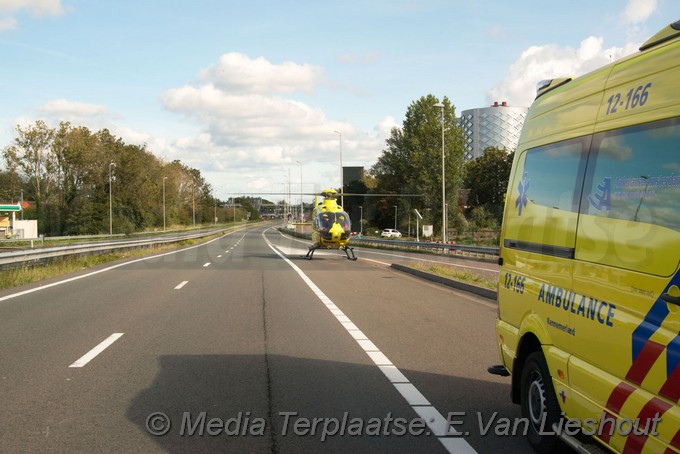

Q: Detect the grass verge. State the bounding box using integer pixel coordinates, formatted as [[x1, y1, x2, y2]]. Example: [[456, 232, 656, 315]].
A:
[[410, 262, 497, 290], [0, 235, 218, 291]]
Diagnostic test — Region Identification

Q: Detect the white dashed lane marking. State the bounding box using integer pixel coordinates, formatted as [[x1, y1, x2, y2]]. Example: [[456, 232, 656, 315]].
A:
[[69, 333, 124, 368]]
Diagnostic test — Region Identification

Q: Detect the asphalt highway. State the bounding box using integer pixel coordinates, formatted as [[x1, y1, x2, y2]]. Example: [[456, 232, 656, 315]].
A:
[[0, 225, 533, 453]]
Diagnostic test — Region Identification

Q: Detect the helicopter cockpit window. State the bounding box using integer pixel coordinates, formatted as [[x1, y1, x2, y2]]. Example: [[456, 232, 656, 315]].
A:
[[315, 212, 351, 232], [316, 213, 332, 231], [336, 212, 351, 232]]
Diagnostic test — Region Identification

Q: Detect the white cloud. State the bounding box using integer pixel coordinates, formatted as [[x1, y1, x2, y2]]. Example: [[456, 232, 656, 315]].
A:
[[113, 125, 154, 147], [31, 98, 161, 152], [488, 1, 660, 107], [162, 84, 336, 147], [487, 37, 614, 107], [156, 53, 396, 194], [40, 99, 108, 118], [0, 0, 64, 31], [160, 53, 387, 188], [11, 53, 387, 195], [198, 52, 324, 95], [0, 0, 64, 16], [622, 0, 657, 24], [375, 116, 398, 137]]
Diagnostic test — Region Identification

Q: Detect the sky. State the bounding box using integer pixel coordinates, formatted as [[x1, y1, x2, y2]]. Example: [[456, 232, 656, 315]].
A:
[[0, 0, 675, 203]]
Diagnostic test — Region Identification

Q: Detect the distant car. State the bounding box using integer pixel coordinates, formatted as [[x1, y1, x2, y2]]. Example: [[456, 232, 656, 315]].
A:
[[380, 229, 402, 238]]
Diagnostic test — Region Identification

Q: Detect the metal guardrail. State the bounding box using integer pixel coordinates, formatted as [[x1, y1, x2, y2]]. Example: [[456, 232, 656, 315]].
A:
[[352, 237, 499, 256], [0, 226, 242, 270], [0, 226, 208, 245], [278, 227, 499, 258]]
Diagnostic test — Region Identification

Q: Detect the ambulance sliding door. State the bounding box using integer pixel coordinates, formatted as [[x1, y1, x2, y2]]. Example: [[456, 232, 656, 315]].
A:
[[572, 117, 680, 452]]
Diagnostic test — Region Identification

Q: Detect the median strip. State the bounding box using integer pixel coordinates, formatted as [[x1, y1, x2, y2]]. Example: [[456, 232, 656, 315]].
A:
[[390, 263, 497, 301]]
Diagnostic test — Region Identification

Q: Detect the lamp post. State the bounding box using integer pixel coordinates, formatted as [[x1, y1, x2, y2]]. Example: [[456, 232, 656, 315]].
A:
[[109, 161, 115, 236], [163, 176, 168, 231], [334, 130, 343, 207], [394, 205, 398, 230], [296, 160, 303, 221], [415, 209, 423, 243], [433, 101, 446, 242], [192, 184, 196, 227], [359, 205, 363, 236]]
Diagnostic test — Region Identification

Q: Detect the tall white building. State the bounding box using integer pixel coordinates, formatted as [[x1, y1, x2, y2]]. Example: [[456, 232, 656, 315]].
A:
[[459, 101, 528, 161]]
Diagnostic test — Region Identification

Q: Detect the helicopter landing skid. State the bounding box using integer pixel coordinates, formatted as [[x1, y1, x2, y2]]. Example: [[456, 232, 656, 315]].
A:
[[304, 245, 357, 261], [342, 246, 358, 261], [305, 245, 317, 260]]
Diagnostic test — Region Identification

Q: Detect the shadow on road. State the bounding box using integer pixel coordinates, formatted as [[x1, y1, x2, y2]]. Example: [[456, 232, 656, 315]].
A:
[[127, 354, 535, 454]]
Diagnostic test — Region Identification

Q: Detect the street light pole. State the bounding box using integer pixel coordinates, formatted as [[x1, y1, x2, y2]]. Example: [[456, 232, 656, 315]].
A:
[[163, 176, 168, 231], [334, 130, 343, 207], [433, 102, 446, 242], [415, 209, 423, 243], [394, 205, 398, 230], [359, 205, 363, 236], [109, 161, 115, 236], [192, 184, 196, 227], [296, 160, 303, 222]]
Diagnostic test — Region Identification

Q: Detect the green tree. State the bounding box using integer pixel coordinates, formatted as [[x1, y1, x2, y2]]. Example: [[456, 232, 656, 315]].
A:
[[463, 146, 514, 223], [370, 95, 464, 236], [4, 121, 219, 235], [0, 168, 24, 203], [3, 120, 55, 227], [51, 122, 100, 234], [112, 142, 164, 232], [238, 197, 261, 221]]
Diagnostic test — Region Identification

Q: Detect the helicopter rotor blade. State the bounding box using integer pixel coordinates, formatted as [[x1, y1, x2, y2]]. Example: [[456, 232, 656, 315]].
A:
[[223, 192, 425, 197]]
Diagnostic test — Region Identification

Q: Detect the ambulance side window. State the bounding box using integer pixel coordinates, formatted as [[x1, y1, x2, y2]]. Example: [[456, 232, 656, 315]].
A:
[[504, 137, 588, 258], [576, 116, 680, 275], [581, 117, 680, 232], [523, 138, 587, 212]]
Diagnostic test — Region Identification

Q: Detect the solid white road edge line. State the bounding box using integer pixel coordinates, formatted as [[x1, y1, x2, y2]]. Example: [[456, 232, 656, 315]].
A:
[[360, 257, 392, 266], [69, 333, 124, 368], [262, 229, 476, 454]]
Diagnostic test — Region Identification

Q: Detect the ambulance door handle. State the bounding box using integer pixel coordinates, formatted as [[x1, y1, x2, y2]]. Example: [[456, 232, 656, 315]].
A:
[[661, 293, 680, 306]]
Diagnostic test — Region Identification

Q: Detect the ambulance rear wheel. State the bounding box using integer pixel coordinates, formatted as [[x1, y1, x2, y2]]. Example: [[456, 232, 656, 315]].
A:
[[520, 351, 561, 453]]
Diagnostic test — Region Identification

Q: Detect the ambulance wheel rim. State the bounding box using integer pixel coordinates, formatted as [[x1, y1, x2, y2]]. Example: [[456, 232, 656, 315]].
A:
[[528, 372, 546, 429]]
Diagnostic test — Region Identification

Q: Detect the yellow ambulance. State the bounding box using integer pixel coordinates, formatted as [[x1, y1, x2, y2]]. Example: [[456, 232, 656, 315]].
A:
[[490, 20, 680, 453]]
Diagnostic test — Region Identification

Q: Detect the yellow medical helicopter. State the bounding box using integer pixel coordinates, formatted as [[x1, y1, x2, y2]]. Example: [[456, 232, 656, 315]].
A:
[[306, 189, 356, 260], [234, 188, 422, 261]]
